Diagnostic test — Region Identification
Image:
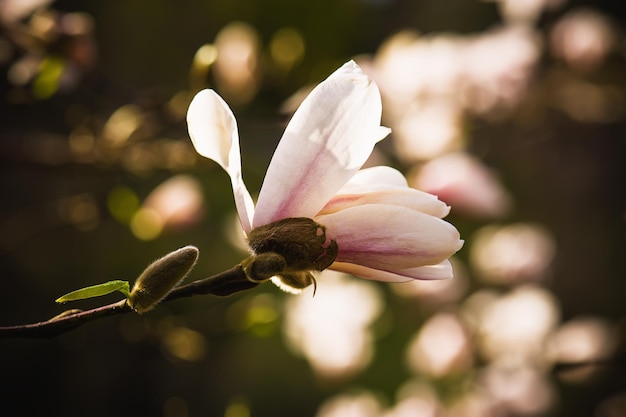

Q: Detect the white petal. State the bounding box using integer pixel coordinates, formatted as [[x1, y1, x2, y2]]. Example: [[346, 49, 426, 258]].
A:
[[316, 204, 463, 270], [319, 165, 451, 217], [320, 188, 450, 218], [330, 260, 455, 282], [393, 260, 456, 280], [253, 61, 390, 227], [330, 262, 413, 282], [187, 89, 255, 232], [341, 166, 409, 190]]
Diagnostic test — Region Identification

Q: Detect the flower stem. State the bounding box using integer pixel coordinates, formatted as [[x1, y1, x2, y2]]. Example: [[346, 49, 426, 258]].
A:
[[0, 264, 258, 339]]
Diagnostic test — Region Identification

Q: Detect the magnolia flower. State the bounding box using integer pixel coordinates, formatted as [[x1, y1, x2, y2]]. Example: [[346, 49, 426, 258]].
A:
[[187, 61, 463, 291]]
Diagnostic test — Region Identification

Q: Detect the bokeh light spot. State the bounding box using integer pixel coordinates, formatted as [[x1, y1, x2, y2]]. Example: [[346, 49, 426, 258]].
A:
[[107, 185, 140, 225], [161, 326, 207, 362], [130, 207, 163, 241], [213, 22, 260, 106], [102, 104, 143, 147], [270, 27, 305, 71], [33, 56, 64, 99], [68, 126, 95, 158], [141, 175, 204, 230], [194, 43, 218, 68], [57, 193, 100, 231], [224, 398, 251, 417]]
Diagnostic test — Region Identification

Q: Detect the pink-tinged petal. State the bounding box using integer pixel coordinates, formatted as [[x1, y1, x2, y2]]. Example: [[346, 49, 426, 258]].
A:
[[187, 89, 255, 232], [253, 61, 390, 228], [341, 166, 409, 190], [330, 262, 413, 282], [392, 260, 455, 280], [330, 260, 455, 282], [320, 188, 451, 218], [316, 204, 463, 270], [320, 165, 451, 217]]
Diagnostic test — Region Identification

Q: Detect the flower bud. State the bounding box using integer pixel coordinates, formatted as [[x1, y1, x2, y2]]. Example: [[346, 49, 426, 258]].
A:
[[247, 217, 338, 272], [241, 252, 287, 282], [128, 246, 199, 313]]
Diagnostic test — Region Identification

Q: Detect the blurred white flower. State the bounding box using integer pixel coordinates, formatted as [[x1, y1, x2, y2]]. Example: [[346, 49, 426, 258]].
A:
[[464, 285, 560, 365], [479, 363, 556, 416], [283, 271, 383, 379], [373, 31, 464, 115], [384, 380, 441, 417], [392, 101, 465, 161], [405, 312, 473, 378], [548, 316, 617, 382], [460, 26, 541, 116], [371, 26, 541, 124], [469, 223, 556, 284], [315, 391, 384, 417]]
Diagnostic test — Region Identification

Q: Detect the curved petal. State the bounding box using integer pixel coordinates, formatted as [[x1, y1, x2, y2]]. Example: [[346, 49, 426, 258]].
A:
[[253, 61, 390, 228], [316, 204, 463, 270], [341, 166, 409, 190], [187, 89, 255, 232], [330, 259, 455, 282], [320, 165, 451, 217], [330, 262, 412, 282], [320, 188, 451, 218]]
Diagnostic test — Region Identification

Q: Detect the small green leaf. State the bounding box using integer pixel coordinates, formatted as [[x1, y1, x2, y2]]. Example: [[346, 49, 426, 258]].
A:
[[56, 280, 131, 303]]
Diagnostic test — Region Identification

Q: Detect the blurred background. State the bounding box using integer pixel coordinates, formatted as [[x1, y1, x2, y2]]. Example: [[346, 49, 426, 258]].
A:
[[1, 0, 625, 416]]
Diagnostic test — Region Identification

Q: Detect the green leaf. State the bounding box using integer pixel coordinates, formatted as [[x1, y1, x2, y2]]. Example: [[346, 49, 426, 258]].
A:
[[56, 280, 131, 303]]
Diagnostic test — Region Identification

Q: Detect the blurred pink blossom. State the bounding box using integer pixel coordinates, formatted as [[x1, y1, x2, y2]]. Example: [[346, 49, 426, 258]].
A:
[[411, 152, 512, 219], [550, 8, 616, 73]]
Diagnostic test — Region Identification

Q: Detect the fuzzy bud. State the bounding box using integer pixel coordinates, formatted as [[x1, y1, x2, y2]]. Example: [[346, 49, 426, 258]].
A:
[[128, 246, 199, 313], [241, 252, 287, 283]]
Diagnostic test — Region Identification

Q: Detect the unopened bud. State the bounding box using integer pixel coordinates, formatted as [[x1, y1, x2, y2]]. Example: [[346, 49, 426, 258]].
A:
[[247, 217, 338, 272], [241, 252, 286, 283], [128, 246, 199, 313]]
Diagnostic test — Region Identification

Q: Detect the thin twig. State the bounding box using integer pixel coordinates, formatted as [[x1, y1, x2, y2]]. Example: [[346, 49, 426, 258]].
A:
[[0, 264, 259, 339]]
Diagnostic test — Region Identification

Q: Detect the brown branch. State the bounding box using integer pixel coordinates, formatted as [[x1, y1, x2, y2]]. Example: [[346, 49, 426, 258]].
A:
[[0, 264, 259, 339]]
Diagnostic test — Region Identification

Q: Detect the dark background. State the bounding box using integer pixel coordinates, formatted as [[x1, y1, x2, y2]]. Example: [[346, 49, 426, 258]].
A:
[[1, 0, 625, 416]]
